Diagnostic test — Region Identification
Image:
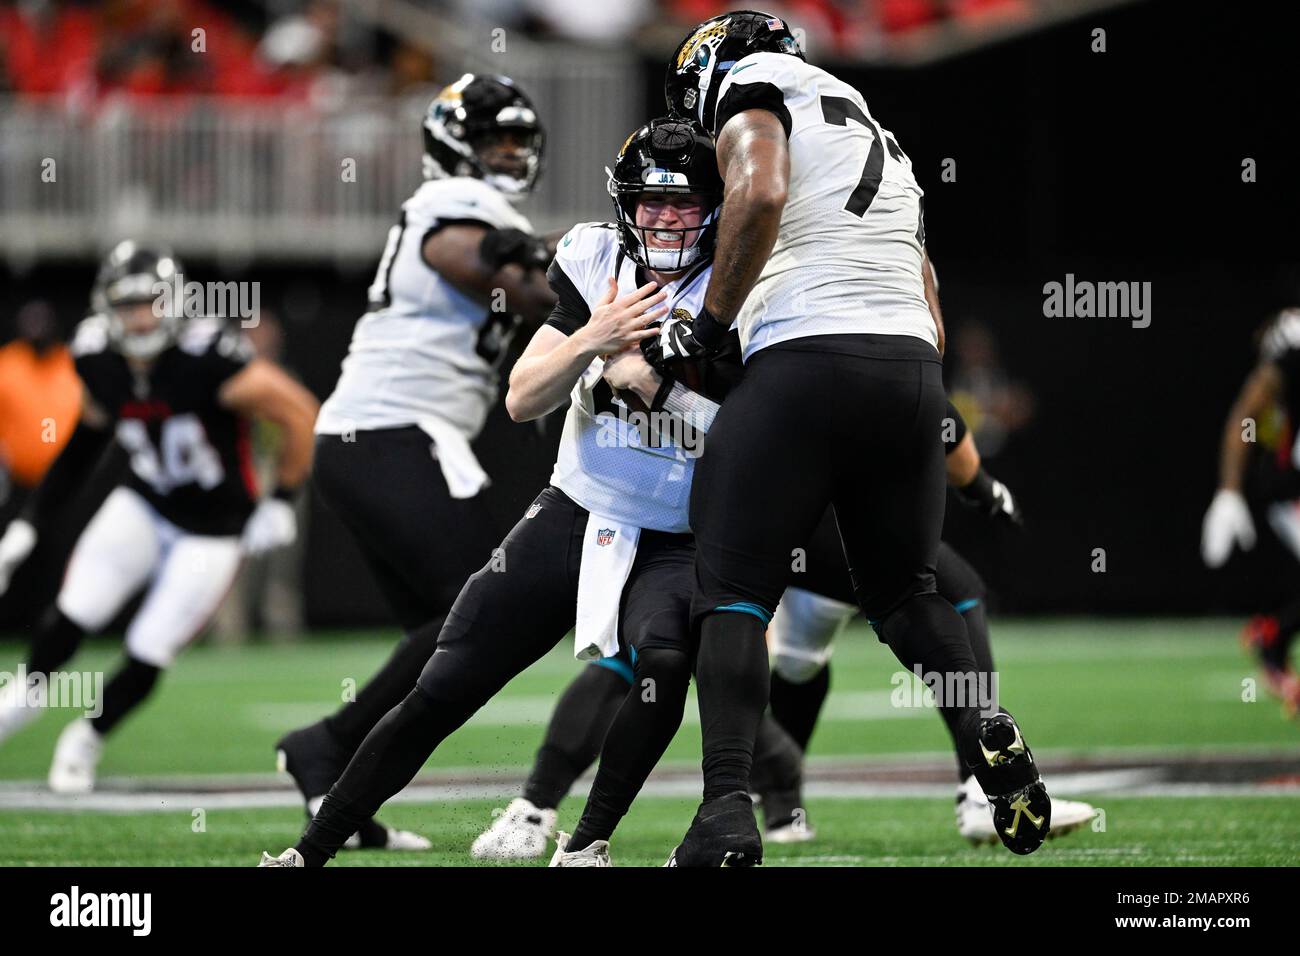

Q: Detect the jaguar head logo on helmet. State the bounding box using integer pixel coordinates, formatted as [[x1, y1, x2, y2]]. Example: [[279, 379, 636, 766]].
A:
[[91, 240, 185, 362], [422, 73, 545, 200], [606, 116, 723, 274], [665, 10, 804, 133]]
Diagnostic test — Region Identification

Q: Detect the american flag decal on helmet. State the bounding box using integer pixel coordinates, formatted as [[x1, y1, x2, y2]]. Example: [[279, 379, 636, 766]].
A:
[[766, 17, 785, 30]]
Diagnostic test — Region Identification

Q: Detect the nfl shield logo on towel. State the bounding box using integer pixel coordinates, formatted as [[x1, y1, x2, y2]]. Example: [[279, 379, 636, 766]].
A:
[[596, 528, 616, 547]]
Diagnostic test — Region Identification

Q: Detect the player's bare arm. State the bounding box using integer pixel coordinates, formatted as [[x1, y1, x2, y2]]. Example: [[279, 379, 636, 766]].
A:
[[506, 278, 667, 422], [705, 109, 789, 326], [1201, 360, 1280, 568], [922, 250, 945, 357], [218, 358, 320, 490], [1218, 361, 1280, 492], [423, 225, 555, 324], [947, 431, 979, 486]]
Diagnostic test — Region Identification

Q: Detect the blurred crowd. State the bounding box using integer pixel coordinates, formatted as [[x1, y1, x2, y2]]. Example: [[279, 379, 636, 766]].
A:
[[1, 0, 1050, 104], [0, 0, 440, 106]]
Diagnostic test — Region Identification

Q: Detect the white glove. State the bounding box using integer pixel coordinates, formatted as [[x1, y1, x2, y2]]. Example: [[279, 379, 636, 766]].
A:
[[242, 498, 297, 557], [0, 519, 38, 597], [1201, 489, 1255, 568]]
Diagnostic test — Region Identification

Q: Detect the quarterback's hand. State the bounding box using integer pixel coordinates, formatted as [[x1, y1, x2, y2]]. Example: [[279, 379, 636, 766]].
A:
[[0, 519, 37, 597], [602, 346, 662, 401], [577, 278, 667, 357], [242, 498, 297, 557], [1201, 488, 1255, 568]]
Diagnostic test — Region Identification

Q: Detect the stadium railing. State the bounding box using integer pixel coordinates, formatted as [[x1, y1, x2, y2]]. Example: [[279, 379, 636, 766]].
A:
[[0, 48, 638, 264]]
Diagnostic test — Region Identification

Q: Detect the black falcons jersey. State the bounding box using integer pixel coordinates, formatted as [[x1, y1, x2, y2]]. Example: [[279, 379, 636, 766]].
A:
[[71, 314, 258, 536]]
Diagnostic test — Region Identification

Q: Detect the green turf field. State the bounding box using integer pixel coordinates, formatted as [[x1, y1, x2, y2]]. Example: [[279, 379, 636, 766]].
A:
[[0, 619, 1297, 866]]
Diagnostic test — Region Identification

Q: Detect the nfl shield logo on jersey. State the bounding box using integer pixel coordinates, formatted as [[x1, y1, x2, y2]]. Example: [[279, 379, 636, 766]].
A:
[[596, 528, 616, 547]]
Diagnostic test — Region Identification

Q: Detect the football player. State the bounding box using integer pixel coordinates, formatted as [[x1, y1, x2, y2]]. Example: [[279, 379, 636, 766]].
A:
[[272, 73, 558, 851], [0, 241, 318, 791], [1201, 307, 1300, 717], [471, 409, 1093, 857], [652, 10, 1050, 864], [258, 116, 730, 867]]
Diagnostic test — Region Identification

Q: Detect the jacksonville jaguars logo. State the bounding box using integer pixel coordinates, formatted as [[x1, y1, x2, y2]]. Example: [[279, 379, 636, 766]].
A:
[[670, 307, 694, 325]]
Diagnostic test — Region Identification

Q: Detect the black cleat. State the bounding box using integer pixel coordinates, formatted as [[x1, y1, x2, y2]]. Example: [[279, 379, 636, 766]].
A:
[[276, 721, 347, 802], [276, 721, 429, 852], [665, 791, 764, 867], [977, 713, 1051, 855]]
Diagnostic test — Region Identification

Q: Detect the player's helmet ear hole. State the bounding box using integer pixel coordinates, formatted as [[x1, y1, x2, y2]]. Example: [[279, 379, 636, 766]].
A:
[[607, 117, 722, 274], [422, 73, 545, 198]]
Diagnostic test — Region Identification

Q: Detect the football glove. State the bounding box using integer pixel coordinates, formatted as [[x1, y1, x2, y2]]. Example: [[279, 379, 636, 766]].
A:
[[479, 228, 550, 273], [641, 306, 728, 371], [0, 519, 37, 598], [955, 469, 1023, 529], [1201, 488, 1255, 568], [242, 497, 297, 557]]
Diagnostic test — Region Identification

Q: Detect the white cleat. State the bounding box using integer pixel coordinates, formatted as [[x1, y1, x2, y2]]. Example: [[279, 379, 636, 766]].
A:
[[0, 676, 43, 746], [47, 719, 103, 794], [382, 828, 432, 851], [956, 776, 1096, 844], [258, 848, 305, 867], [471, 797, 557, 860], [548, 831, 611, 867], [1047, 795, 1099, 838], [766, 819, 817, 844]]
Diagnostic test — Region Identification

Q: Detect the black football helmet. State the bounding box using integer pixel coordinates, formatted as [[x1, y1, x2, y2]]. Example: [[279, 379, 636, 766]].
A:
[[91, 240, 184, 360], [607, 117, 722, 273], [666, 10, 803, 133], [422, 73, 544, 199]]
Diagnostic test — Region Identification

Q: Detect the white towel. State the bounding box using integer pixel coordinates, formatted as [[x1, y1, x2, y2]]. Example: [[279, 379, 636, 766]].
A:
[[417, 415, 489, 500], [573, 513, 640, 661]]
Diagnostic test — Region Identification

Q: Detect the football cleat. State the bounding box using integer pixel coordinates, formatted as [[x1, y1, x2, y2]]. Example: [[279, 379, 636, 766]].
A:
[[471, 797, 557, 859], [48, 718, 104, 794], [956, 776, 1095, 845], [976, 713, 1051, 855], [277, 721, 430, 851], [665, 791, 763, 867], [1241, 616, 1300, 718], [258, 848, 305, 867], [765, 817, 816, 844], [548, 832, 612, 867]]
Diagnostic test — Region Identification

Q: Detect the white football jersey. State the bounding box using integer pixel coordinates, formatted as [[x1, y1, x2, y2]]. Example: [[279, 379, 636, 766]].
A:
[[713, 52, 936, 360], [316, 176, 534, 439], [545, 222, 714, 533]]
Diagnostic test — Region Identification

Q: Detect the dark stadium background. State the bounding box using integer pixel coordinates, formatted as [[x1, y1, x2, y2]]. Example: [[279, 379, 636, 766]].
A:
[[2, 0, 1297, 623]]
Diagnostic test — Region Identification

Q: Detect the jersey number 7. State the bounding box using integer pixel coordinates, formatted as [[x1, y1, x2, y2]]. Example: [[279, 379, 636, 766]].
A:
[[820, 96, 908, 217]]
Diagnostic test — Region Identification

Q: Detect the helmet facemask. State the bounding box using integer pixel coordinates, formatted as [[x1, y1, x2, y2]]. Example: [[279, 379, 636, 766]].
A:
[[607, 172, 719, 273], [92, 243, 184, 361], [422, 75, 545, 201]]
